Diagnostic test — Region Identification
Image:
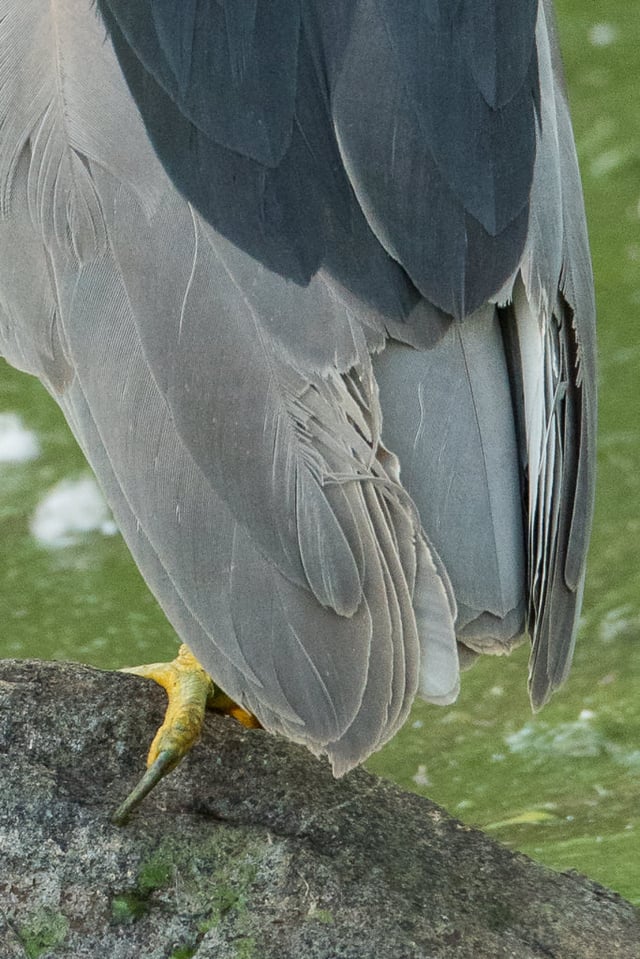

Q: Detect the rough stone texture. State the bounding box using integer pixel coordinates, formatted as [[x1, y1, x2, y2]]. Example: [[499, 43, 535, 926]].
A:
[[0, 659, 638, 959]]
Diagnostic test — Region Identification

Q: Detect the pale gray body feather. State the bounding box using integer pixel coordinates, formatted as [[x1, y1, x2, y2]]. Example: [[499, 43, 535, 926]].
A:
[[0, 0, 595, 768]]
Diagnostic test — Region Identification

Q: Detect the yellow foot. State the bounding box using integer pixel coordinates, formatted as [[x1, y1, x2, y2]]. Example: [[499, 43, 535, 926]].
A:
[[112, 644, 259, 825]]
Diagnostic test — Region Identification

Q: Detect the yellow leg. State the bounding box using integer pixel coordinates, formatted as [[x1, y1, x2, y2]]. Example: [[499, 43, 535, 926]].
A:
[[112, 644, 259, 825]]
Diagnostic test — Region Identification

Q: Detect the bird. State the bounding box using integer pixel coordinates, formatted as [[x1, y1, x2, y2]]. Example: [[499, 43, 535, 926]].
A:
[[0, 0, 595, 818]]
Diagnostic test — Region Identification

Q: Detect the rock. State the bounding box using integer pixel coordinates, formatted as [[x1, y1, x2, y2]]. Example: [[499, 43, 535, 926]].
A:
[[0, 659, 638, 959]]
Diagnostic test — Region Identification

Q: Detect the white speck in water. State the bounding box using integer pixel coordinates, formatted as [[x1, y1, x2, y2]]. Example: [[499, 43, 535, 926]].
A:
[[599, 606, 635, 643], [590, 148, 627, 178], [597, 673, 616, 686], [30, 476, 118, 547], [411, 719, 424, 729], [505, 715, 606, 759], [412, 764, 431, 787], [489, 686, 504, 697], [579, 709, 596, 721], [589, 23, 618, 47], [0, 412, 40, 463]]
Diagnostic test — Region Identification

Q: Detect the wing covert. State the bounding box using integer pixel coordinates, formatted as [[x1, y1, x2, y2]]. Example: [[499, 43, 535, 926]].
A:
[[99, 0, 540, 318], [98, 0, 300, 167]]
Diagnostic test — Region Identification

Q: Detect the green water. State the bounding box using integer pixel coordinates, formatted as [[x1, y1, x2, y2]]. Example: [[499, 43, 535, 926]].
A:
[[1, 1, 638, 906]]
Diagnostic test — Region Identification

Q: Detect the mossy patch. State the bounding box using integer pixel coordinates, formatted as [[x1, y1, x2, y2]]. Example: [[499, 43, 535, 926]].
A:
[[137, 846, 175, 894], [233, 936, 257, 959], [168, 945, 197, 959], [109, 828, 265, 945], [110, 842, 177, 925], [110, 892, 149, 924], [16, 909, 69, 959], [197, 859, 259, 938], [307, 906, 334, 925]]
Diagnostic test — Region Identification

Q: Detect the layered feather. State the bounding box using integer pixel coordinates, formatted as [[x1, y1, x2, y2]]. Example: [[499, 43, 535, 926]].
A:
[[513, 0, 596, 705], [0, 0, 595, 767], [0, 0, 459, 771]]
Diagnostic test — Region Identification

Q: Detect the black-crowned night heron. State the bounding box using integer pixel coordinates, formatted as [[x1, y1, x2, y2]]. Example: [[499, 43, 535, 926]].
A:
[[0, 0, 595, 820]]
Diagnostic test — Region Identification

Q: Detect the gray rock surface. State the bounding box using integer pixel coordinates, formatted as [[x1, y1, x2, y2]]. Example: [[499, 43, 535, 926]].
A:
[[0, 659, 638, 959]]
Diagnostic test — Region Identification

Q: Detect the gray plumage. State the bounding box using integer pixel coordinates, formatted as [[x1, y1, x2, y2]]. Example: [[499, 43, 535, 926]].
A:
[[0, 0, 595, 771]]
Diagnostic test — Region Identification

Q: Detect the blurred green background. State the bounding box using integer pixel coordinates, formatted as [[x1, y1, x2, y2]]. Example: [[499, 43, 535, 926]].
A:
[[1, 1, 638, 905]]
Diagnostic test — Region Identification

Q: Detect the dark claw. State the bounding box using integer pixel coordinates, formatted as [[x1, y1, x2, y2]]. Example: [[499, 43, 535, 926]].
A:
[[111, 750, 178, 826]]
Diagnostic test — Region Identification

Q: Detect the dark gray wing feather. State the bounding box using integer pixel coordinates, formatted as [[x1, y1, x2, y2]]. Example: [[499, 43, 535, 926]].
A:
[[466, 0, 538, 107], [99, 0, 539, 317], [331, 0, 538, 234], [99, 0, 300, 167], [98, 0, 428, 326]]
